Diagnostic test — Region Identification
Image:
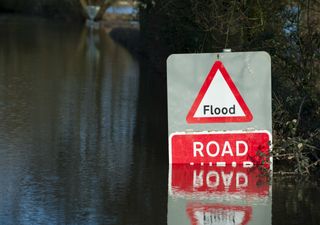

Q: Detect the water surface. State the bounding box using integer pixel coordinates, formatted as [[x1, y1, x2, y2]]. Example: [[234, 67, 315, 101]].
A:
[[0, 16, 319, 225]]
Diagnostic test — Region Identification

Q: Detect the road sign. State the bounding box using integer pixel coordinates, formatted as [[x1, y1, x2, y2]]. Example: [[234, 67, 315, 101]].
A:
[[167, 52, 272, 166], [186, 61, 253, 123]]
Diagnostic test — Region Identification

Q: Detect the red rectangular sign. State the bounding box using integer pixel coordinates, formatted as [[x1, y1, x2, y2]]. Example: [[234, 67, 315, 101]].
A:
[[169, 131, 271, 166]]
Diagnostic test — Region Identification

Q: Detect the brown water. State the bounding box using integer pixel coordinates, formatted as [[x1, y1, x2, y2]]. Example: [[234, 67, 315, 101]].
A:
[[0, 16, 319, 225]]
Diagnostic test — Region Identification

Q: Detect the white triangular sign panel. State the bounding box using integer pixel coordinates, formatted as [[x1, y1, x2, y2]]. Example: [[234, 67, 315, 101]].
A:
[[186, 61, 253, 123]]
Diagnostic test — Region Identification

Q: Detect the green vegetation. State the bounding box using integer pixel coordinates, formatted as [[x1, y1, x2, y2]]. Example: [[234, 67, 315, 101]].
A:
[[139, 0, 320, 175]]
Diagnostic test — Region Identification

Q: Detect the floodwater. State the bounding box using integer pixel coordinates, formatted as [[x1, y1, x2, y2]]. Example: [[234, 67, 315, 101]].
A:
[[0, 16, 319, 225]]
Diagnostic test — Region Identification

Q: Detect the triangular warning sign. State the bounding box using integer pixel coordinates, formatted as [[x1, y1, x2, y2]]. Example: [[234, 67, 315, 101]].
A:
[[186, 61, 253, 123]]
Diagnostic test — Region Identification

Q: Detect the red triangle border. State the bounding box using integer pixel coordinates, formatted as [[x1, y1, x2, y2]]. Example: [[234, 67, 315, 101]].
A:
[[186, 61, 253, 123]]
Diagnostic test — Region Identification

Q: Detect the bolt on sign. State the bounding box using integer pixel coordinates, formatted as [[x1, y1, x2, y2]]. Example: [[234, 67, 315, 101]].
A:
[[167, 52, 272, 167]]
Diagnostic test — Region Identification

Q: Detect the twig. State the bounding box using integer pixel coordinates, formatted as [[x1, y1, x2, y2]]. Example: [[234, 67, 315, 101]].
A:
[[224, 0, 236, 48], [273, 171, 297, 175], [296, 96, 306, 130], [305, 160, 320, 169]]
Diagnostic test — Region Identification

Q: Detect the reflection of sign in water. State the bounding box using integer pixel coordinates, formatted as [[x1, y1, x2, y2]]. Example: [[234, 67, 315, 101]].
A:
[[187, 203, 252, 225], [169, 131, 271, 166], [186, 61, 253, 123], [167, 164, 271, 225], [169, 164, 269, 198]]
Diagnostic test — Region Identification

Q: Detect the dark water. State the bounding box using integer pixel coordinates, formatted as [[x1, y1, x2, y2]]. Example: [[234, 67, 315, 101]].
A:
[[0, 16, 319, 225]]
